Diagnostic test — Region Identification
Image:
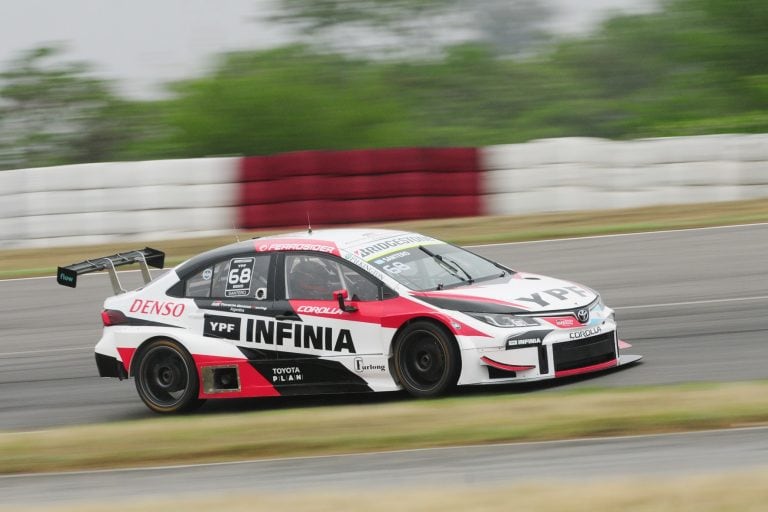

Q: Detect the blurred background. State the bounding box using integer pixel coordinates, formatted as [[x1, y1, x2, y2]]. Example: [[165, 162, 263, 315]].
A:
[[1, 0, 765, 171]]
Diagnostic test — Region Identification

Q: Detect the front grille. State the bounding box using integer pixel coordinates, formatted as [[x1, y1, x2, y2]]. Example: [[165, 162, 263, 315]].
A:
[[553, 331, 616, 372]]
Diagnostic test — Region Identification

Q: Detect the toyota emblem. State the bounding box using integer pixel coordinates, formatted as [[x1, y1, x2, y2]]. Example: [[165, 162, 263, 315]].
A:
[[576, 308, 589, 323]]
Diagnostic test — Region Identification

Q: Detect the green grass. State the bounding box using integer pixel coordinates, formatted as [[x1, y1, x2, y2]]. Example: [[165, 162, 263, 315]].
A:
[[2, 381, 767, 475], [10, 471, 768, 512]]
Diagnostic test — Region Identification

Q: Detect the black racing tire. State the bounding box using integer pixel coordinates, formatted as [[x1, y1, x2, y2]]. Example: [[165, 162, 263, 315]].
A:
[[134, 339, 204, 414], [393, 320, 461, 398]]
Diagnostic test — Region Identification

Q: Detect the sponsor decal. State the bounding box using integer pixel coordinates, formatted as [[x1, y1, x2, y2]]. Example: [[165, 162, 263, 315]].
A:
[[245, 318, 356, 353], [209, 300, 268, 314], [296, 305, 344, 315], [516, 286, 591, 308], [256, 239, 338, 254], [374, 250, 411, 264], [341, 253, 387, 281], [355, 234, 435, 259], [203, 314, 241, 340], [202, 268, 213, 281], [507, 337, 542, 347], [225, 257, 255, 298], [58, 271, 75, 284], [129, 299, 185, 317], [569, 326, 602, 339], [354, 357, 386, 372], [272, 366, 303, 383], [241, 349, 372, 393], [545, 316, 580, 329], [505, 329, 551, 349]]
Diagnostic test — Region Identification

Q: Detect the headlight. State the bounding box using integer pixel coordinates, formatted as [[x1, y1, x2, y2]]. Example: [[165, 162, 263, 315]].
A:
[[591, 296, 614, 321], [465, 312, 538, 328]]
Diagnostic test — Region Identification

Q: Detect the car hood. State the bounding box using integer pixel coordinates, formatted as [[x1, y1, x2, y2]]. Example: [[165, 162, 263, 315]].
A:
[[409, 272, 597, 314]]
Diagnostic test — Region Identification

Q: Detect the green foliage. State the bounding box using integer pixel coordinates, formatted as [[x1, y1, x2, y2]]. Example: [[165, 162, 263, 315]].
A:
[[0, 46, 146, 170], [135, 46, 423, 158], [273, 0, 552, 58], [121, 0, 768, 157], [275, 0, 459, 31]]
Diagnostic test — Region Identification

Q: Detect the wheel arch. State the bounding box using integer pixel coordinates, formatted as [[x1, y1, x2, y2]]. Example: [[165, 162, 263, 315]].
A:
[[388, 315, 462, 385], [129, 334, 188, 378]]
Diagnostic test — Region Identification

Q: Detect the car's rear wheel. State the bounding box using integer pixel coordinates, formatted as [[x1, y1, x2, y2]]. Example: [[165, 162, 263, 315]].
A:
[[134, 339, 204, 414], [393, 321, 461, 397]]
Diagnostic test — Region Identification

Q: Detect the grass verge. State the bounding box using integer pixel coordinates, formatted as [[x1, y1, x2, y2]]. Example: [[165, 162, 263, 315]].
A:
[[2, 198, 767, 279], [9, 471, 768, 512], [2, 380, 767, 475]]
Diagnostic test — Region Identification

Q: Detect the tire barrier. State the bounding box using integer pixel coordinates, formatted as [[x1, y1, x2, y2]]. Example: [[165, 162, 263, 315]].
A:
[[2, 136, 767, 249], [2, 158, 240, 248], [481, 135, 768, 216], [237, 147, 482, 229]]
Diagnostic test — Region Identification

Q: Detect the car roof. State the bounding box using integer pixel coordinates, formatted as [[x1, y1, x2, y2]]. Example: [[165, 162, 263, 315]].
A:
[[174, 228, 441, 276], [261, 228, 433, 252]]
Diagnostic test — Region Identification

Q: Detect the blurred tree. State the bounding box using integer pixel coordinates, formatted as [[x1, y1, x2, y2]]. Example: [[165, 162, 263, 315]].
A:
[[5, 0, 768, 168], [135, 46, 425, 157], [272, 0, 552, 57], [545, 0, 768, 137], [0, 45, 140, 170]]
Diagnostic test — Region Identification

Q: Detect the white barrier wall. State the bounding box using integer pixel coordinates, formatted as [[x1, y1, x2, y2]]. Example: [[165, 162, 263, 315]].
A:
[[0, 158, 239, 248], [481, 135, 768, 215], [1, 134, 768, 249]]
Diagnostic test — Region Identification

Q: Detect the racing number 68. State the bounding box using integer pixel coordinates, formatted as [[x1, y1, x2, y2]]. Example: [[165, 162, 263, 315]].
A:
[[228, 266, 251, 285]]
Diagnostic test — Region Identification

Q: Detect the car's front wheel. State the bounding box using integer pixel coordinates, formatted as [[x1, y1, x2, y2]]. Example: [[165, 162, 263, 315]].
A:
[[393, 321, 461, 397], [134, 339, 204, 414]]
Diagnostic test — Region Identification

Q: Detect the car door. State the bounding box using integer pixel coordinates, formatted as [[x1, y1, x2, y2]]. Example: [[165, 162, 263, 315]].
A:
[[260, 252, 390, 394], [184, 251, 279, 356]]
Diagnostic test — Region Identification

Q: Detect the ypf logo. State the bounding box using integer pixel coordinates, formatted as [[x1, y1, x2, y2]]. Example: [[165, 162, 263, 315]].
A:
[[203, 314, 241, 340], [576, 308, 590, 324]]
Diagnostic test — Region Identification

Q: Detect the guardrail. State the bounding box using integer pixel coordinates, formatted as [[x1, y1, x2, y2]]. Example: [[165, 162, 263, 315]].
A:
[[1, 134, 766, 248]]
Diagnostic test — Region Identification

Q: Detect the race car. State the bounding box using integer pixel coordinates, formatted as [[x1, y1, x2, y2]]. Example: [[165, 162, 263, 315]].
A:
[[58, 228, 641, 414]]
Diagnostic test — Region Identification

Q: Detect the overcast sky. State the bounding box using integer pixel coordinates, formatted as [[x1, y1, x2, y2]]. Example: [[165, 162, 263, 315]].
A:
[[0, 0, 657, 98]]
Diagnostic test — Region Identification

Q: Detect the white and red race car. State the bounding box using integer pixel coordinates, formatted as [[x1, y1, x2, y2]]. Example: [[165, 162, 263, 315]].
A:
[[58, 229, 641, 413]]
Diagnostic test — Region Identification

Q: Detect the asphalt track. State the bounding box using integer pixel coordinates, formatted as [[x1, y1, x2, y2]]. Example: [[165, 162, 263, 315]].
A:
[[1, 223, 767, 504]]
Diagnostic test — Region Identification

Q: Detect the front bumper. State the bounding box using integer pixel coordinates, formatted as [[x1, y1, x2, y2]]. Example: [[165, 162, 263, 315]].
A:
[[459, 320, 642, 385]]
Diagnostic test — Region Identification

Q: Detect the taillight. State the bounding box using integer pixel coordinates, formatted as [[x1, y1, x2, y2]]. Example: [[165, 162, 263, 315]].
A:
[[101, 309, 128, 326]]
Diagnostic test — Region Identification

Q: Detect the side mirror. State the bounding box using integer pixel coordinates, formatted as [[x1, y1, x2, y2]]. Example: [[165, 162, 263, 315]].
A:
[[333, 289, 358, 312]]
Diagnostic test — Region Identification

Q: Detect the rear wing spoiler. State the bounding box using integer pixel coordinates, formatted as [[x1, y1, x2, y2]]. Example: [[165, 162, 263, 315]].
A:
[[57, 247, 165, 294]]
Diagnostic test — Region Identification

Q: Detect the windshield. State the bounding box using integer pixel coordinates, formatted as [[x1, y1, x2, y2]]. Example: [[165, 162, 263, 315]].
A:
[[366, 242, 508, 291]]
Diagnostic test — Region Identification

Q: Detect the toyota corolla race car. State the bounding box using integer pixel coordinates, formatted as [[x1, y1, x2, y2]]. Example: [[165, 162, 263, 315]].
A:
[[58, 229, 641, 414]]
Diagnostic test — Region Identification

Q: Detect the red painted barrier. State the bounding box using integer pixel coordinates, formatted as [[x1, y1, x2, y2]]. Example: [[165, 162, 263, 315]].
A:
[[318, 150, 374, 176], [267, 151, 323, 178], [427, 147, 480, 172], [239, 156, 270, 182], [237, 147, 483, 230], [370, 148, 426, 173]]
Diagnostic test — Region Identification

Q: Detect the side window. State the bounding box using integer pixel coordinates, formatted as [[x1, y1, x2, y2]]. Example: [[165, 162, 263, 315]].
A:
[[185, 266, 214, 298], [285, 254, 379, 301], [186, 255, 270, 300], [340, 264, 379, 301]]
